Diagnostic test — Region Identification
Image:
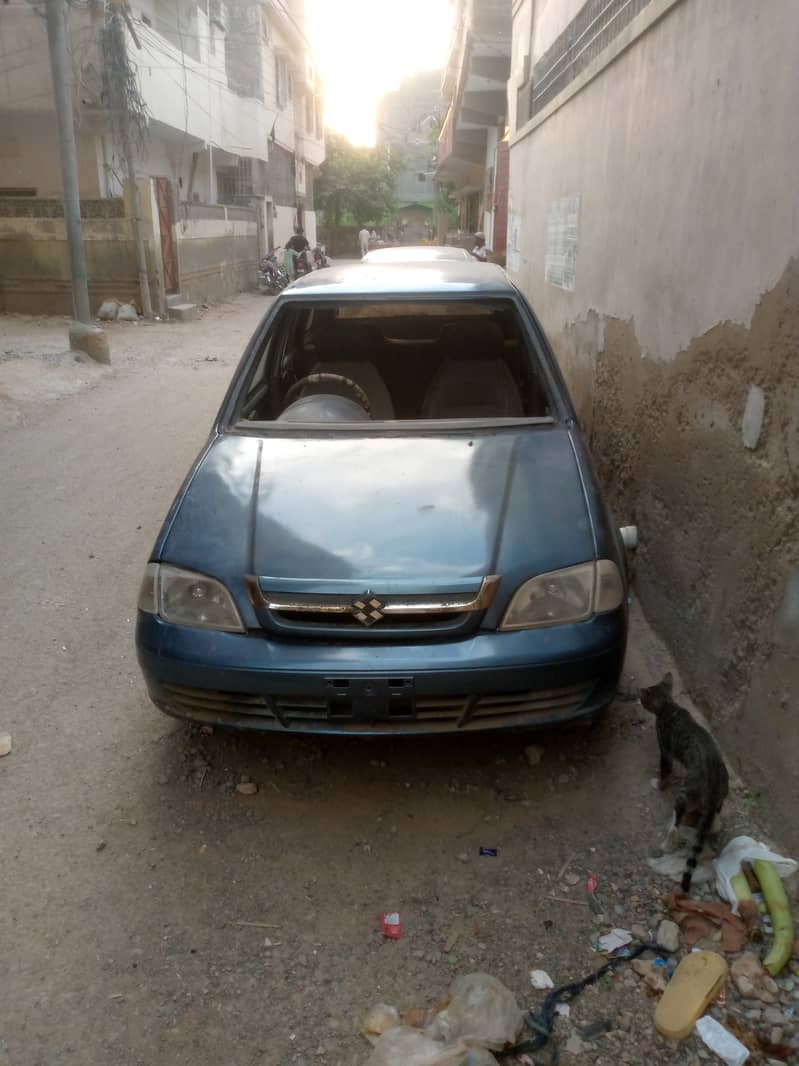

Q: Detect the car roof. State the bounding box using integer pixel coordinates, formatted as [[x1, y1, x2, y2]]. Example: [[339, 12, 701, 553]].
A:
[[281, 261, 515, 298], [362, 245, 472, 263]]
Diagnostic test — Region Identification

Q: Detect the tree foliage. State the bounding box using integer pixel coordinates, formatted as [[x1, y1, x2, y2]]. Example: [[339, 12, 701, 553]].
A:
[[315, 133, 403, 228]]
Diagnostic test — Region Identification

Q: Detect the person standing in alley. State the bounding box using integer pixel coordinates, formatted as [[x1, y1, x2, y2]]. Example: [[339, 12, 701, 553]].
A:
[[471, 231, 489, 261], [358, 225, 370, 258]]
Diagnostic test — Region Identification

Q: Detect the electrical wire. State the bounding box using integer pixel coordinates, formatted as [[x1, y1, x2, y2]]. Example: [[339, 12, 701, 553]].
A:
[[134, 24, 255, 96], [133, 33, 267, 153], [498, 941, 672, 1064], [134, 18, 308, 105]]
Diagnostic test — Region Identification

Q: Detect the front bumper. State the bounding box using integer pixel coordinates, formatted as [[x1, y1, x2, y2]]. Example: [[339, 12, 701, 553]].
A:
[[136, 608, 626, 735]]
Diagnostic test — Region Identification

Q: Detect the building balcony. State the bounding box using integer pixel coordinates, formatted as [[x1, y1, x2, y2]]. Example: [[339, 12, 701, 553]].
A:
[[436, 104, 488, 182], [295, 131, 326, 169]]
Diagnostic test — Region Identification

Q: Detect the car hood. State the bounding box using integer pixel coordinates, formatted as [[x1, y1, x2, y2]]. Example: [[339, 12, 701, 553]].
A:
[[160, 429, 595, 595]]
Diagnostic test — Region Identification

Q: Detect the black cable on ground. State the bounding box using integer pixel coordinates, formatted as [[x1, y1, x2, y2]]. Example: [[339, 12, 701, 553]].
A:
[[498, 941, 671, 1064]]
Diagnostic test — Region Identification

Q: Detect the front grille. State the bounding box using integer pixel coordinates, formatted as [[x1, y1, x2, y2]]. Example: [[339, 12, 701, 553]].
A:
[[246, 575, 500, 641], [161, 680, 596, 732], [273, 609, 466, 630]]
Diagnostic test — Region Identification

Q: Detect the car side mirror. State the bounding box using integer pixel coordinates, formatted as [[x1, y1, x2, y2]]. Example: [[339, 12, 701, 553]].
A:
[[620, 526, 638, 550]]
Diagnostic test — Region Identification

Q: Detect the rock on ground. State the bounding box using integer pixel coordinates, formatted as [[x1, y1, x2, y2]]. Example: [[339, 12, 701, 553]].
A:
[[656, 918, 681, 953]]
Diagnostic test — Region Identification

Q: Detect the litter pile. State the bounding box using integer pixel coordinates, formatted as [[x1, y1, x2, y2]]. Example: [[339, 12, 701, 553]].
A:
[[360, 836, 799, 1065], [596, 835, 799, 1064]]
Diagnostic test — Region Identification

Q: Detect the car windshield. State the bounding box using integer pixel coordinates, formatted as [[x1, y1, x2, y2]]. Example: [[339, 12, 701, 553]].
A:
[[232, 298, 555, 426]]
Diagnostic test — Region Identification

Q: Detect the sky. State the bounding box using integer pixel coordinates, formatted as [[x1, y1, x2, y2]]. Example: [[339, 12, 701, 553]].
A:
[[305, 0, 454, 146]]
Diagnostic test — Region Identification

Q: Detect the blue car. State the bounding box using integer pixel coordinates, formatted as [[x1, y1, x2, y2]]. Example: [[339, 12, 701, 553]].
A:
[[136, 261, 629, 734]]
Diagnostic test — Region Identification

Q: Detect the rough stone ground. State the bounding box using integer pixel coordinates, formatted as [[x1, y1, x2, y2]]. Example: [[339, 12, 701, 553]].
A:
[[0, 299, 797, 1066]]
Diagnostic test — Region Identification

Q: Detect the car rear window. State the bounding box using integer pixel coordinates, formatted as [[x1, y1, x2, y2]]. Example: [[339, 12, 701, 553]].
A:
[[233, 299, 555, 425]]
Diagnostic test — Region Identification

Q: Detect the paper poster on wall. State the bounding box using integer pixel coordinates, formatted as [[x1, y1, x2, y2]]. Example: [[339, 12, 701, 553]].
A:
[[545, 194, 580, 291], [506, 209, 522, 273]]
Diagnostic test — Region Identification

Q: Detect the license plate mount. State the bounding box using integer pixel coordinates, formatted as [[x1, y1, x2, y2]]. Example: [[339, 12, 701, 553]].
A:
[[325, 677, 415, 721]]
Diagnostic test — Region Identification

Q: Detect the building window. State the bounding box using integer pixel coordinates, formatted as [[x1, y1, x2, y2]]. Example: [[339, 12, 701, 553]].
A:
[[217, 158, 254, 205], [527, 0, 657, 121], [275, 55, 289, 108]]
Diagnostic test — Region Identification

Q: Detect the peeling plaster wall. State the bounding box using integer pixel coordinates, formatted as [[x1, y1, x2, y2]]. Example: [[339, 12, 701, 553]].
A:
[[509, 0, 799, 845]]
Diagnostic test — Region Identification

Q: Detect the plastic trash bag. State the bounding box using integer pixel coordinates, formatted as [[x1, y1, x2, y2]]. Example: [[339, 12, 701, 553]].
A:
[[648, 852, 714, 884], [362, 1003, 401, 1045], [433, 973, 524, 1052], [365, 1028, 472, 1066], [715, 836, 798, 915]]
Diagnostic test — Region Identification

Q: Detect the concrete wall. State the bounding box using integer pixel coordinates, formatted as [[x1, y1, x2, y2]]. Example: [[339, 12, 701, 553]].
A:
[[0, 1, 99, 120], [0, 186, 259, 315], [0, 113, 103, 199], [482, 126, 499, 246], [175, 216, 258, 305], [273, 204, 297, 250], [508, 0, 799, 846], [0, 211, 150, 315]]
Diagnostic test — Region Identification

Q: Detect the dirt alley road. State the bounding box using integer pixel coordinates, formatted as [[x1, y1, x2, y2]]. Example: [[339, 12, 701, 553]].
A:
[[0, 298, 770, 1066]]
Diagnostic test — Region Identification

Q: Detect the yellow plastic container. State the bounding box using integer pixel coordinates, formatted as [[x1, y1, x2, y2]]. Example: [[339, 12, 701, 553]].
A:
[[654, 951, 728, 1040]]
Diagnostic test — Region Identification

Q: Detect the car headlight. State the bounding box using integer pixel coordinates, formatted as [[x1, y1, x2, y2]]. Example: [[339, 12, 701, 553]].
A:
[[137, 563, 245, 633], [499, 560, 624, 631]]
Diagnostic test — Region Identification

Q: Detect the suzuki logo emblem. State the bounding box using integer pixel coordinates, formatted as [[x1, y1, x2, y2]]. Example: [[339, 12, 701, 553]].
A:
[[351, 594, 385, 626]]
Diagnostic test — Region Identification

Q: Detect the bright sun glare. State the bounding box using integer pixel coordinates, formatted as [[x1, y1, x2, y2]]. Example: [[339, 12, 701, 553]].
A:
[[306, 0, 454, 147]]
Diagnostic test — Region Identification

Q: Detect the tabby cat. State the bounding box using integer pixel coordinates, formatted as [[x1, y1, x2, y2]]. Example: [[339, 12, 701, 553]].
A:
[[639, 673, 728, 893]]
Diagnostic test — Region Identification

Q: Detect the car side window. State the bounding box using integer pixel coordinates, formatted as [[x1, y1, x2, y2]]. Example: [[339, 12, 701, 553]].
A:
[[237, 316, 284, 421], [237, 308, 314, 421]]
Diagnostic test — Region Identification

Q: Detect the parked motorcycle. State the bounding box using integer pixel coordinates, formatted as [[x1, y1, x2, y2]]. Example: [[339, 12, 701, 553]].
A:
[[258, 251, 289, 295]]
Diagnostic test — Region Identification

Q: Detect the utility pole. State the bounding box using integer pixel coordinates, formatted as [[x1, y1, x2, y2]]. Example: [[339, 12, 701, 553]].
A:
[[45, 0, 91, 324]]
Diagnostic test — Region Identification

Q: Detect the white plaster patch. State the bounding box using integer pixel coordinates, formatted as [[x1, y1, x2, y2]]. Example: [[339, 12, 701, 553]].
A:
[[506, 209, 523, 273], [741, 384, 766, 449], [545, 194, 580, 291]]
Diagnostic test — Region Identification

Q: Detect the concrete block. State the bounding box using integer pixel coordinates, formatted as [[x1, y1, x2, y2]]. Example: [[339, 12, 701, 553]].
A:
[[168, 303, 200, 322], [68, 322, 110, 365], [742, 385, 765, 449], [166, 293, 186, 308]]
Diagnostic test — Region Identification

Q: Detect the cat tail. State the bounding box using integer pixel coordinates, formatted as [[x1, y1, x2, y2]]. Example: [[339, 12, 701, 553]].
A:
[[681, 806, 715, 893]]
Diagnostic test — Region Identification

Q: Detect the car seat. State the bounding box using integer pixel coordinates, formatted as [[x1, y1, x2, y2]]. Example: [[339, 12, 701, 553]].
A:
[[421, 320, 524, 419], [310, 325, 395, 419]]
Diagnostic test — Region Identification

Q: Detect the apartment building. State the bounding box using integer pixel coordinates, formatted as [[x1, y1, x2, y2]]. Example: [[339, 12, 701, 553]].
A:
[[434, 0, 510, 254], [0, 0, 324, 312]]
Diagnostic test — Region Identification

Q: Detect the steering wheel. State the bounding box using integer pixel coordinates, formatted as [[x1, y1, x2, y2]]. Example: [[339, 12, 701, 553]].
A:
[[283, 372, 372, 415]]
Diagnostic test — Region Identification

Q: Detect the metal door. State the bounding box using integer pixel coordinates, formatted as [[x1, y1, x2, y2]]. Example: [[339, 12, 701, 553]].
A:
[[155, 177, 178, 293]]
